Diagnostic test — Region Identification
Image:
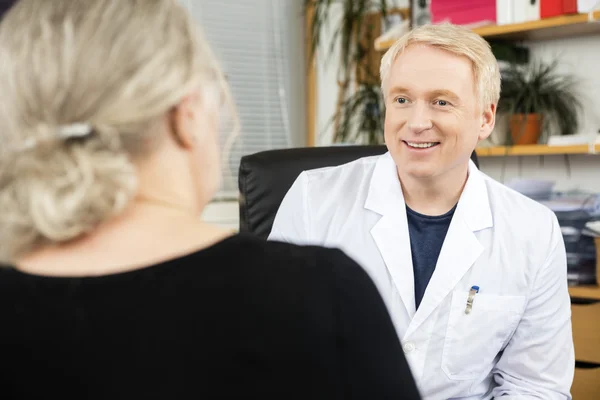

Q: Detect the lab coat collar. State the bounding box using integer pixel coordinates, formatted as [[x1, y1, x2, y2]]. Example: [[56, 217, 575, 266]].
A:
[[365, 153, 416, 318], [364, 152, 492, 230], [458, 159, 493, 233], [365, 152, 493, 332]]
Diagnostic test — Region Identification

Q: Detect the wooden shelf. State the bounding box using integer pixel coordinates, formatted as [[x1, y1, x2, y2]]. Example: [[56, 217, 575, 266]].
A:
[[475, 11, 600, 41], [570, 286, 600, 300], [475, 144, 600, 157], [375, 11, 600, 51]]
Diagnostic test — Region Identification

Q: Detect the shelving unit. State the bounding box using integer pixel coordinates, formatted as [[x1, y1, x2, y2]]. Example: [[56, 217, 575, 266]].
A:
[[475, 144, 600, 157], [374, 11, 600, 51], [570, 286, 600, 300], [475, 11, 600, 41]]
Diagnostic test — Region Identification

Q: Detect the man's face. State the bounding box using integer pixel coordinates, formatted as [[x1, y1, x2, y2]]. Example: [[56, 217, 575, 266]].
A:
[[383, 44, 495, 181]]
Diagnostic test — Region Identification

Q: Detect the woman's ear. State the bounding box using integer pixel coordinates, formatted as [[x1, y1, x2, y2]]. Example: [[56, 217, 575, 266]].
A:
[[169, 92, 202, 150]]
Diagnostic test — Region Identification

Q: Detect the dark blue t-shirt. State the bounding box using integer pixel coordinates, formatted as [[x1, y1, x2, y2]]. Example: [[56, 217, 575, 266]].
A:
[[406, 204, 456, 309]]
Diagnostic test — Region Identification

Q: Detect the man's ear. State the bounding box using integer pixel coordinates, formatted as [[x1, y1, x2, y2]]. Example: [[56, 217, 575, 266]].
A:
[[478, 103, 496, 141], [169, 93, 202, 150]]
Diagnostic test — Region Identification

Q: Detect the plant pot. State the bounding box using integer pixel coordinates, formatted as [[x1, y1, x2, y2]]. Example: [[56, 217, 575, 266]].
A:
[[509, 113, 543, 145]]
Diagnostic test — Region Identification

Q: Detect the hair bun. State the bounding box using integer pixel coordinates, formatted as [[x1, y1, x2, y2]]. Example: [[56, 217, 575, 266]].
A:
[[0, 127, 137, 262]]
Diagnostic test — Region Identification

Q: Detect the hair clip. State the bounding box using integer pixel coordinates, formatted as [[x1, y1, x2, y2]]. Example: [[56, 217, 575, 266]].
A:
[[56, 123, 93, 139], [11, 122, 94, 154]]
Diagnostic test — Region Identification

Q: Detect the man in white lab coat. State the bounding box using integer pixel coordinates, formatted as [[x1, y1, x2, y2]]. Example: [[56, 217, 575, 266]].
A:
[[269, 23, 574, 399]]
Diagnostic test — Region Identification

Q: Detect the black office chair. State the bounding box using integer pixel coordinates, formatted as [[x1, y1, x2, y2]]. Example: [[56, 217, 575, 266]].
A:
[[238, 145, 479, 239]]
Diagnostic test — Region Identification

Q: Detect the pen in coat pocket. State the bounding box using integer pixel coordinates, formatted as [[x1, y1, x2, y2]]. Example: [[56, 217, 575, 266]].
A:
[[465, 285, 479, 314]]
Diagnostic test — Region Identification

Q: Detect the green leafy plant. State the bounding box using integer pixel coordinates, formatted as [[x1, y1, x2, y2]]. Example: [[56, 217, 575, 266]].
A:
[[489, 41, 529, 65], [305, 0, 390, 144], [334, 84, 385, 144], [498, 59, 583, 142]]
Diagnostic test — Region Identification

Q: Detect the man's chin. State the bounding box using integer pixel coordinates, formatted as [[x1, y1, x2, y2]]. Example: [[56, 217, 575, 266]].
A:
[[397, 164, 440, 181]]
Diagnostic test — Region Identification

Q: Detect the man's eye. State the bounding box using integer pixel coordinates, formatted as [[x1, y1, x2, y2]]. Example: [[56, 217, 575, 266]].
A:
[[396, 97, 407, 104], [436, 99, 449, 106]]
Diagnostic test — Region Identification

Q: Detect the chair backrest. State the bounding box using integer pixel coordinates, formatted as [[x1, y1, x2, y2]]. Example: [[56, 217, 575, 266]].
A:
[[238, 145, 479, 239]]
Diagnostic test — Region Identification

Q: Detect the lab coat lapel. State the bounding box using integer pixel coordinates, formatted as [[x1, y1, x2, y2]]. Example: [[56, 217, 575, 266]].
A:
[[365, 153, 416, 319], [404, 161, 493, 338]]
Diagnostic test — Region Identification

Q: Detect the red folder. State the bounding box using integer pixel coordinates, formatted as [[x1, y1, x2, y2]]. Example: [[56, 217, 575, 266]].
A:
[[540, 0, 578, 18]]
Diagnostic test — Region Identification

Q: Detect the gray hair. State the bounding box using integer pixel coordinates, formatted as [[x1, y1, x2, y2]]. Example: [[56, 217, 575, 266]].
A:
[[0, 0, 234, 262]]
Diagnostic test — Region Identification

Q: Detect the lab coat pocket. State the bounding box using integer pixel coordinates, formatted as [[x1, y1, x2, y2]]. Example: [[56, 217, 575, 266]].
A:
[[441, 290, 526, 381]]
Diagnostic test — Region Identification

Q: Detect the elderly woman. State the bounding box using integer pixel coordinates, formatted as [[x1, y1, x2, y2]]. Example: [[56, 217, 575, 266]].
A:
[[0, 1, 420, 399]]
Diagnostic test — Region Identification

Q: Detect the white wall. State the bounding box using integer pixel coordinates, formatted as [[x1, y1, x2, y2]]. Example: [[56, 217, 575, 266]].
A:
[[201, 201, 240, 231], [316, 10, 600, 192], [314, 2, 342, 146]]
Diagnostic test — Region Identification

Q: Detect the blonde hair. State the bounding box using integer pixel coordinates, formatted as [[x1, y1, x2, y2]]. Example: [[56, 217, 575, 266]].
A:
[[0, 0, 236, 263], [380, 23, 500, 107]]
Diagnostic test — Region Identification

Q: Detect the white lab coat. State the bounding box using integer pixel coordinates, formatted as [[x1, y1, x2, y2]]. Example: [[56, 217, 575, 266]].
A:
[[269, 152, 574, 400]]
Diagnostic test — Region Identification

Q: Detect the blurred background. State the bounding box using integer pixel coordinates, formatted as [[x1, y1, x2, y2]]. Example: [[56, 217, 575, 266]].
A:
[[193, 1, 600, 248]]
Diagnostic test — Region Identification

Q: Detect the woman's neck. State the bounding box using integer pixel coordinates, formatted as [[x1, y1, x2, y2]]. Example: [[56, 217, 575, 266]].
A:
[[15, 201, 233, 277]]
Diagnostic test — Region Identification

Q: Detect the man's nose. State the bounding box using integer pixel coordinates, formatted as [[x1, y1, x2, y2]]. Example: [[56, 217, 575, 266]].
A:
[[408, 102, 433, 134]]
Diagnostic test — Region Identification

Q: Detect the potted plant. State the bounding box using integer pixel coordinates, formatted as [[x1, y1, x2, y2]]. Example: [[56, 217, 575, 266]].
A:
[[498, 59, 583, 145], [305, 0, 392, 145], [480, 42, 529, 147]]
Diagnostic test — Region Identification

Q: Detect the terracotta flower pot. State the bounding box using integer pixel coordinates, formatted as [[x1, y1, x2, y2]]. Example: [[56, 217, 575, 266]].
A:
[[509, 113, 543, 145]]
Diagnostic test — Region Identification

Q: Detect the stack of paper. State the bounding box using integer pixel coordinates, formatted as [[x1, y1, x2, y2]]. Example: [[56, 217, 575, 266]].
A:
[[539, 193, 600, 215], [506, 178, 555, 200]]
